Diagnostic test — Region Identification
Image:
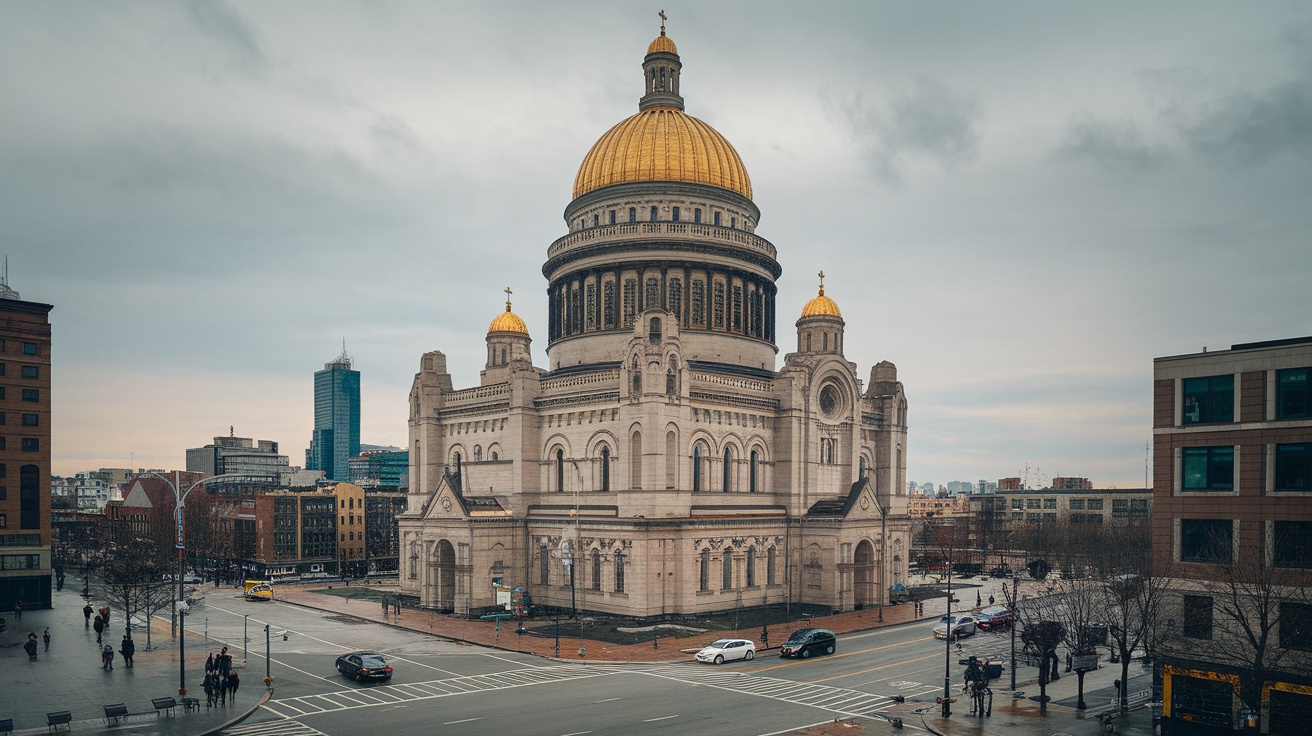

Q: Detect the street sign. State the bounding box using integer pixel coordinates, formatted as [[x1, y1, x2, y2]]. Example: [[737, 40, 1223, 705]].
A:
[[175, 508, 185, 549]]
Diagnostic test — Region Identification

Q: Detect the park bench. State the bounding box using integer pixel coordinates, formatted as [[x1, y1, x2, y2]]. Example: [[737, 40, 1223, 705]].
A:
[[104, 703, 128, 725], [152, 697, 177, 716], [0, 718, 13, 733], [46, 711, 72, 733]]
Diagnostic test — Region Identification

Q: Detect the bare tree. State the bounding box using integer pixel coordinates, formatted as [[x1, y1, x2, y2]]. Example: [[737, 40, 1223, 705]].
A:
[[99, 535, 171, 643], [1093, 523, 1170, 713]]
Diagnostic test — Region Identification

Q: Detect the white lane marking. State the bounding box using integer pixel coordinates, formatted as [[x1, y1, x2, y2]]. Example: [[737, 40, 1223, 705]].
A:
[[593, 697, 621, 703], [384, 655, 464, 677], [560, 732, 593, 736], [444, 718, 482, 725], [643, 715, 679, 722], [757, 718, 849, 736]]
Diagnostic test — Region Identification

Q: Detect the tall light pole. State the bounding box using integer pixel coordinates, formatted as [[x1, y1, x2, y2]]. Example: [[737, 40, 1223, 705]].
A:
[[924, 513, 955, 718]]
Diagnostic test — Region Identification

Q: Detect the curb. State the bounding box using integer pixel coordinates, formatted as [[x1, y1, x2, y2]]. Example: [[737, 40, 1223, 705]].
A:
[[197, 688, 272, 736]]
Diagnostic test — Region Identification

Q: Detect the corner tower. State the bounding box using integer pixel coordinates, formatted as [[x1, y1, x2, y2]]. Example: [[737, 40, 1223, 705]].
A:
[[544, 21, 780, 371]]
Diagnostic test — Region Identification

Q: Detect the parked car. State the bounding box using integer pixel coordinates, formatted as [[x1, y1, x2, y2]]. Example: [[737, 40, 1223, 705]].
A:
[[779, 628, 837, 659], [932, 614, 978, 639], [695, 638, 756, 664], [975, 605, 1013, 631], [335, 651, 393, 682]]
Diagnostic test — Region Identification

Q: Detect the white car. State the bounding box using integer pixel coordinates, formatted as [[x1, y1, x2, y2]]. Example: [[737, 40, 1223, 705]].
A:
[[932, 614, 978, 639], [695, 638, 757, 664]]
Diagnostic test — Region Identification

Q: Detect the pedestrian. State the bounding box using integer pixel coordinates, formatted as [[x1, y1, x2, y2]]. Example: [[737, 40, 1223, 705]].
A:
[[218, 646, 232, 677], [203, 673, 217, 707], [99, 605, 110, 627], [83, 603, 93, 627], [395, 597, 401, 617], [205, 652, 215, 676], [25, 632, 38, 661], [988, 595, 995, 606], [381, 596, 389, 616], [121, 635, 135, 668], [14, 600, 21, 619], [43, 627, 51, 651], [102, 643, 115, 670], [93, 614, 104, 643], [227, 671, 240, 700]]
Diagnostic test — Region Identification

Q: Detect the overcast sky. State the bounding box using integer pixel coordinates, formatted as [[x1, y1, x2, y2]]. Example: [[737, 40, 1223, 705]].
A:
[[6, 1, 1309, 488]]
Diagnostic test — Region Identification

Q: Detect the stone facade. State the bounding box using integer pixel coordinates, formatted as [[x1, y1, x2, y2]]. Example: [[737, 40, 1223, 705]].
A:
[[397, 27, 912, 619]]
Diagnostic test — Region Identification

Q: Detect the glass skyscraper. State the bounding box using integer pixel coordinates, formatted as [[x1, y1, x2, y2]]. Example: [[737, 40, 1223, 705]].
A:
[[308, 345, 360, 481]]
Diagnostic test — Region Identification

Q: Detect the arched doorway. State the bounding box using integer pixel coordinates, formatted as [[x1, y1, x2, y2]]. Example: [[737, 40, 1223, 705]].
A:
[[854, 540, 876, 609], [434, 540, 456, 612]]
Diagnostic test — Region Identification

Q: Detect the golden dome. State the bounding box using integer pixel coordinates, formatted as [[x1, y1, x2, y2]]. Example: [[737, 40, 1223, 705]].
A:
[[647, 30, 677, 55], [488, 289, 529, 335], [800, 273, 841, 318], [573, 108, 752, 200]]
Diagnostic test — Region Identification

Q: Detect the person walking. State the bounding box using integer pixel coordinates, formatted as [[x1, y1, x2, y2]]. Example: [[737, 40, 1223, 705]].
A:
[[83, 603, 93, 628], [93, 614, 104, 643], [25, 632, 38, 661], [395, 597, 401, 617], [99, 605, 110, 627], [43, 628, 51, 651], [203, 673, 217, 707], [227, 671, 240, 701], [381, 596, 389, 617], [101, 643, 115, 670], [120, 635, 135, 668], [218, 646, 232, 678], [14, 600, 21, 620], [205, 652, 216, 677]]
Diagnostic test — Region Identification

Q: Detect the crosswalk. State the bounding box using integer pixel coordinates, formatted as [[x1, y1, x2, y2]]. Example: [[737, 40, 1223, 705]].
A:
[[257, 664, 609, 719], [224, 720, 331, 736], [637, 663, 924, 718]]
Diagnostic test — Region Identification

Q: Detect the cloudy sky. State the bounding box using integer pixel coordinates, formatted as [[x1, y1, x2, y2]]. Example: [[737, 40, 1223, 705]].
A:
[[5, 1, 1309, 488]]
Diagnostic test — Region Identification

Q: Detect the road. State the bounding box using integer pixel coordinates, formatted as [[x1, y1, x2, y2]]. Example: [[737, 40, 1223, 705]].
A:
[[203, 595, 1020, 736]]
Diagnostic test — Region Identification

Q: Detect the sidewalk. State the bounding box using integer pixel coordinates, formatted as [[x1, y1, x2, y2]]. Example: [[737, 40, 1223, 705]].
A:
[[0, 580, 265, 736]]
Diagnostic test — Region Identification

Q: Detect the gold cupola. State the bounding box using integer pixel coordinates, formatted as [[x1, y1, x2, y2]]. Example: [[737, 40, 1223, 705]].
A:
[[800, 272, 842, 318], [488, 288, 529, 335], [571, 17, 752, 200]]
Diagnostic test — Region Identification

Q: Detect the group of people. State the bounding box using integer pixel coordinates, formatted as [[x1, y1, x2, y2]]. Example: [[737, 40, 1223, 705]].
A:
[[380, 596, 402, 617], [203, 647, 239, 706], [85, 603, 112, 643], [23, 629, 50, 660]]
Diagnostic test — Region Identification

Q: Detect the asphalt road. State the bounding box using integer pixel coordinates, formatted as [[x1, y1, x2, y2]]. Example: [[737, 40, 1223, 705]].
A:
[[210, 599, 997, 736]]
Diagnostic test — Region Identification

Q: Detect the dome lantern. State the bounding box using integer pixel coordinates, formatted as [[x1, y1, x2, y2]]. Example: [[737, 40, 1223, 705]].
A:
[[488, 287, 529, 336], [641, 11, 683, 111]]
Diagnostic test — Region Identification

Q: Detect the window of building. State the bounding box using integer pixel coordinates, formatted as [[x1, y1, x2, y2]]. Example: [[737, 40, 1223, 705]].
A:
[[592, 214, 599, 227], [731, 285, 742, 331], [730, 216, 736, 229], [21, 343, 36, 355], [1131, 499, 1149, 512], [1278, 368, 1310, 419], [694, 208, 702, 223], [628, 207, 636, 223], [1069, 499, 1085, 510], [692, 442, 706, 492], [21, 389, 37, 402], [1087, 498, 1104, 510], [19, 465, 39, 529], [750, 450, 759, 492], [1044, 498, 1057, 509], [699, 549, 710, 592], [668, 278, 682, 320], [1280, 602, 1312, 651], [722, 448, 733, 492], [746, 547, 756, 587], [614, 551, 625, 593], [0, 364, 5, 376], [1026, 498, 1041, 510], [714, 211, 721, 226], [1182, 375, 1234, 424], [665, 368, 675, 395], [1181, 519, 1233, 564], [555, 449, 564, 493], [1275, 443, 1309, 491], [20, 366, 38, 379], [672, 206, 680, 222], [1113, 499, 1129, 512], [767, 546, 776, 585], [20, 438, 38, 452], [1183, 447, 1234, 491], [1012, 499, 1024, 511], [585, 283, 596, 330], [712, 282, 725, 328], [722, 549, 733, 590], [591, 549, 602, 591], [608, 210, 616, 225], [1274, 521, 1312, 568], [690, 280, 704, 325], [1182, 594, 1213, 639], [600, 446, 610, 491], [650, 206, 658, 222], [603, 281, 615, 328], [539, 546, 549, 585], [623, 279, 637, 326]]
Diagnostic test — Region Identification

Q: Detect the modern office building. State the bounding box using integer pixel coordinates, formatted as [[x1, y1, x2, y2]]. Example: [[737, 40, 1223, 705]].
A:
[[1153, 337, 1312, 733], [0, 273, 53, 610], [308, 346, 360, 482], [186, 434, 295, 482], [349, 449, 409, 490]]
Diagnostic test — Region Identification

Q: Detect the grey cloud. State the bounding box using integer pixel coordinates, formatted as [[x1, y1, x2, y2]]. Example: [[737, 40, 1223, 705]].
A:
[[1171, 78, 1312, 167], [185, 0, 268, 77], [1058, 113, 1168, 173], [838, 78, 982, 183]]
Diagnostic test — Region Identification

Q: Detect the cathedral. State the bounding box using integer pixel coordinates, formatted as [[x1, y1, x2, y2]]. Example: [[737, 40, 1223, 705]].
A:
[[398, 22, 911, 619]]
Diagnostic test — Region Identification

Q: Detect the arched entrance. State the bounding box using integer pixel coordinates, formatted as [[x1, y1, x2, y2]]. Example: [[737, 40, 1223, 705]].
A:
[[854, 540, 876, 609], [434, 540, 456, 612]]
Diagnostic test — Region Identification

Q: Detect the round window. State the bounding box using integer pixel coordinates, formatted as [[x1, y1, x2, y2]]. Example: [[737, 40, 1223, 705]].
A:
[[819, 385, 841, 418]]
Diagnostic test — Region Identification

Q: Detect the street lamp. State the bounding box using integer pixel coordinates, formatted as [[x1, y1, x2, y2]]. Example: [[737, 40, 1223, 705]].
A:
[[923, 514, 955, 718]]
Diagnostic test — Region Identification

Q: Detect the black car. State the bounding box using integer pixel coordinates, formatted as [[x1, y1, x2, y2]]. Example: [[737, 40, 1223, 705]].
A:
[[335, 651, 393, 682], [779, 627, 837, 659]]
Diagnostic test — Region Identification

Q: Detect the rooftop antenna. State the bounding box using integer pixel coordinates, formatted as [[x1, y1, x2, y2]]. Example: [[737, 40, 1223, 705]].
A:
[[0, 256, 19, 300], [230, 425, 234, 437]]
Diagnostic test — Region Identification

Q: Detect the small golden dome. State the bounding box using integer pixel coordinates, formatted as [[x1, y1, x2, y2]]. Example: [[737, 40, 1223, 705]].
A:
[[573, 108, 752, 200], [647, 30, 677, 55], [800, 272, 841, 318], [488, 289, 529, 335]]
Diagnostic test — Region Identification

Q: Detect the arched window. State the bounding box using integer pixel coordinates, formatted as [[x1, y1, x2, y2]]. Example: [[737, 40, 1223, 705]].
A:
[[859, 456, 868, 480], [767, 546, 777, 585], [666, 368, 676, 395], [723, 549, 733, 590], [473, 446, 482, 462], [454, 452, 462, 474], [492, 451, 499, 461], [630, 431, 643, 490], [555, 449, 564, 493], [645, 278, 659, 308], [614, 551, 625, 593], [746, 547, 756, 587], [699, 549, 710, 592], [632, 371, 641, 396], [591, 549, 602, 591], [649, 317, 662, 343], [629, 207, 636, 223], [600, 446, 611, 492], [750, 450, 759, 492], [650, 206, 658, 222], [693, 442, 707, 492], [723, 448, 733, 492], [500, 347, 507, 365], [539, 545, 550, 585]]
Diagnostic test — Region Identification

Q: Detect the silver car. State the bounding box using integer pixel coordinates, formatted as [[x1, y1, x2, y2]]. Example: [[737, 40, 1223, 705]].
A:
[[932, 614, 978, 639], [695, 638, 757, 664]]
